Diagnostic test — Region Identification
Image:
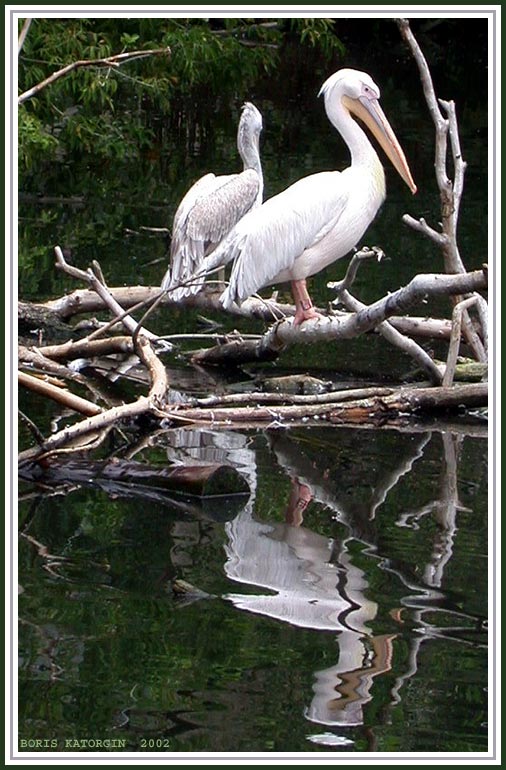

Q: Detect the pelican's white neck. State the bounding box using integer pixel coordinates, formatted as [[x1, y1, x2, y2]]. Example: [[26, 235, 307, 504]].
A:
[[325, 93, 379, 170]]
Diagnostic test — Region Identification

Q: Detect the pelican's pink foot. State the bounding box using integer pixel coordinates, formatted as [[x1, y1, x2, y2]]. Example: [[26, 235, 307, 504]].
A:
[[293, 302, 325, 326], [291, 279, 325, 326]]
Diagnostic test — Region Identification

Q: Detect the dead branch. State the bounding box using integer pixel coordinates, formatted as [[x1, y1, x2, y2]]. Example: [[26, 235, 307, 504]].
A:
[[18, 386, 142, 463], [18, 335, 167, 463], [397, 18, 487, 362], [135, 333, 168, 405], [54, 246, 160, 343], [39, 283, 294, 324], [341, 289, 443, 384], [18, 18, 32, 56], [18, 300, 72, 338], [388, 316, 452, 340], [20, 344, 94, 383], [328, 248, 444, 384], [443, 296, 485, 387], [397, 19, 466, 272], [192, 385, 394, 409], [19, 409, 45, 445], [34, 335, 135, 361], [29, 284, 454, 344], [18, 46, 171, 104], [19, 344, 116, 407]]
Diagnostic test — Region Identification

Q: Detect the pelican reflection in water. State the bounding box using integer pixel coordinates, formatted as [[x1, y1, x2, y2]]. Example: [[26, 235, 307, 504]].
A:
[[223, 488, 394, 728]]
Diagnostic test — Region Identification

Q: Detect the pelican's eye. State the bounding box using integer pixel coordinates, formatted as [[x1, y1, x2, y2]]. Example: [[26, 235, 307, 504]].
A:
[[362, 83, 378, 101]]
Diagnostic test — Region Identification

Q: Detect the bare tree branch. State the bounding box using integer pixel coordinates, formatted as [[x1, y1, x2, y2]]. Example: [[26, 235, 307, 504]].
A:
[[18, 335, 167, 463], [192, 386, 394, 409], [19, 344, 115, 406], [192, 269, 487, 367], [443, 296, 484, 387], [328, 248, 444, 384], [34, 336, 135, 361], [54, 246, 162, 344], [18, 18, 32, 56], [18, 47, 171, 104], [159, 383, 487, 427], [397, 18, 487, 363]]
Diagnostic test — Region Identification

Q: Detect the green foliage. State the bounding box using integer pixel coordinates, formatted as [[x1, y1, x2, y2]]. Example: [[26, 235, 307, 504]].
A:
[[18, 18, 343, 172], [289, 18, 346, 58], [18, 109, 59, 169]]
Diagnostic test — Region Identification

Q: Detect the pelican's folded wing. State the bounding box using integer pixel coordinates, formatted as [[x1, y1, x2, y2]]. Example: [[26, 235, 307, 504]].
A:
[[186, 168, 261, 244]]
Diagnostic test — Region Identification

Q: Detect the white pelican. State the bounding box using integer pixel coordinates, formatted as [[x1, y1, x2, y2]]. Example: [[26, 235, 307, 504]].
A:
[[161, 101, 263, 299], [194, 68, 417, 325]]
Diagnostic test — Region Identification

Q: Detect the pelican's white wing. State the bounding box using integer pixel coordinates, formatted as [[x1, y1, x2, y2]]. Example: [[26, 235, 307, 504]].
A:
[[212, 171, 350, 307]]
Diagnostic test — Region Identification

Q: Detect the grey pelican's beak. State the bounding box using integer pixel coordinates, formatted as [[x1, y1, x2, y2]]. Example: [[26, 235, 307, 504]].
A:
[[343, 94, 417, 194]]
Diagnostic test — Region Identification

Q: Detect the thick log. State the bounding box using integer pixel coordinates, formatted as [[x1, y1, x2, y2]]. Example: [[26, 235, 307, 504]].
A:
[[190, 270, 487, 367], [35, 285, 461, 340], [18, 300, 71, 339], [191, 337, 282, 365]]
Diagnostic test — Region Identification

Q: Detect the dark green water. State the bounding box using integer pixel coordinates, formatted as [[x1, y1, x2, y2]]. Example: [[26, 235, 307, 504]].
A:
[[18, 423, 488, 753], [17, 22, 489, 757]]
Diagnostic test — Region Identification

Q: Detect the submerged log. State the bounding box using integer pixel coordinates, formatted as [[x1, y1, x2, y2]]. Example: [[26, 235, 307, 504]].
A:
[[18, 458, 250, 498]]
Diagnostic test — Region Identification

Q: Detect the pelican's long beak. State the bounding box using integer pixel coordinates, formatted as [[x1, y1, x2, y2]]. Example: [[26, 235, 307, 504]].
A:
[[343, 94, 417, 194]]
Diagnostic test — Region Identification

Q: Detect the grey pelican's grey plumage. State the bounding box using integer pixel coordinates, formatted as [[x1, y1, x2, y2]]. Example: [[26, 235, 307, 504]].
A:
[[191, 69, 417, 325], [161, 101, 263, 299]]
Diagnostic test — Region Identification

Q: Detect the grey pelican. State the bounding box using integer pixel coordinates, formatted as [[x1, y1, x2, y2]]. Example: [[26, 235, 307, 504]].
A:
[[193, 68, 417, 325], [161, 101, 263, 299]]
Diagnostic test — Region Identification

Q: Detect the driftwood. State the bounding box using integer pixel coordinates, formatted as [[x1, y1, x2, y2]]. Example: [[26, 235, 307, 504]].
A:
[[27, 286, 453, 341], [18, 370, 102, 416], [158, 383, 487, 428], [18, 253, 488, 459], [18, 300, 72, 339], [53, 246, 162, 343], [18, 334, 167, 463]]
